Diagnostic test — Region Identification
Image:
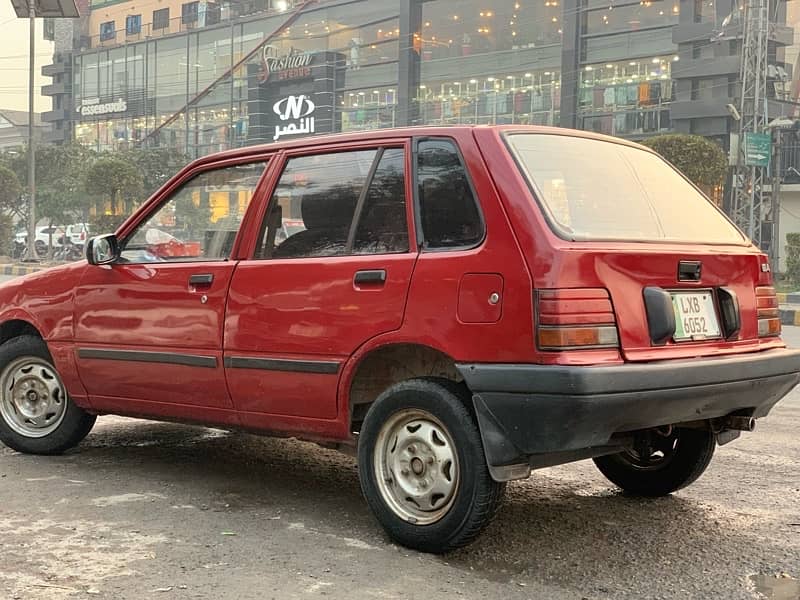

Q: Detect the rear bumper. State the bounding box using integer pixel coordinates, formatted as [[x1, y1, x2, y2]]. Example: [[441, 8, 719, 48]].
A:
[[456, 349, 800, 479]]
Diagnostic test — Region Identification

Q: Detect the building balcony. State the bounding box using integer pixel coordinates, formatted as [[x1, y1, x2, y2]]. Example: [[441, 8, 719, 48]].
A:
[[42, 108, 68, 122], [674, 22, 793, 46], [671, 55, 740, 79], [42, 62, 68, 77], [42, 82, 67, 96]]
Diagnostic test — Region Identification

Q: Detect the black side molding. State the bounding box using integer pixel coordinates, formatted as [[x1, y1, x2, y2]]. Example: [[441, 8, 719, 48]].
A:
[[78, 348, 217, 368], [224, 356, 340, 374]]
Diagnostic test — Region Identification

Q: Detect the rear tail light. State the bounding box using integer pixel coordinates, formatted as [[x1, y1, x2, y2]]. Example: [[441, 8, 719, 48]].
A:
[[755, 286, 781, 337], [536, 288, 619, 350], [80, 231, 86, 241]]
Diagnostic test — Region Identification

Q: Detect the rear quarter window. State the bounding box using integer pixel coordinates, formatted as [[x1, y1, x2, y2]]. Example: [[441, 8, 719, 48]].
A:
[[416, 139, 484, 249], [505, 133, 745, 245]]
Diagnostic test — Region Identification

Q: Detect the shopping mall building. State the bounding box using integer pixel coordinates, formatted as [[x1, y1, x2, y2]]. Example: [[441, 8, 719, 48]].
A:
[[40, 0, 799, 158]]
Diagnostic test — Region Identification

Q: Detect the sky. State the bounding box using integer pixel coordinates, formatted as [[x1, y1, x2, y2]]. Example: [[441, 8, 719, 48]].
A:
[[0, 2, 55, 113]]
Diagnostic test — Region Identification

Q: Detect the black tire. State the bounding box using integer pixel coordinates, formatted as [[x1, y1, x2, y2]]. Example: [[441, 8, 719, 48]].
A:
[[357, 377, 505, 554], [0, 335, 96, 455], [593, 427, 715, 497]]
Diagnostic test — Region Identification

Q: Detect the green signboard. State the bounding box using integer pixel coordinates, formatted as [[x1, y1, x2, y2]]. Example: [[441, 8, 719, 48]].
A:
[[744, 132, 771, 167]]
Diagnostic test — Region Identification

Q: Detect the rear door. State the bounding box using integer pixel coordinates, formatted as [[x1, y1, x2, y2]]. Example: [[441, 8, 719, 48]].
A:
[[224, 141, 417, 420]]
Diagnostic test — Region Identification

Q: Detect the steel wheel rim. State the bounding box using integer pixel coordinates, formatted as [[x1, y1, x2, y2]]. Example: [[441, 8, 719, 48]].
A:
[[373, 409, 460, 525], [0, 356, 68, 438]]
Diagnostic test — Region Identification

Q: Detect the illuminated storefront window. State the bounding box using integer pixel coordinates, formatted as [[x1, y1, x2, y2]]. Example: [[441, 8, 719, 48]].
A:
[[578, 56, 677, 136], [418, 71, 560, 126]]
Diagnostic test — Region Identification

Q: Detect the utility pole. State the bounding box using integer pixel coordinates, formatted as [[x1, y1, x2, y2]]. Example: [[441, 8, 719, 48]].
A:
[[24, 0, 37, 261], [730, 0, 770, 248]]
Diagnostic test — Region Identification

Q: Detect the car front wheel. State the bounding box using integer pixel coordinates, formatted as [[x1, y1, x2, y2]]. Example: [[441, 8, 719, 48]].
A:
[[357, 378, 505, 554], [593, 427, 715, 496], [0, 335, 96, 455]]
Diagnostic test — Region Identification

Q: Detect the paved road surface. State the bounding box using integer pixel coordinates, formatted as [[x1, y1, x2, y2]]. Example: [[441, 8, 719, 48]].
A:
[[0, 320, 798, 599]]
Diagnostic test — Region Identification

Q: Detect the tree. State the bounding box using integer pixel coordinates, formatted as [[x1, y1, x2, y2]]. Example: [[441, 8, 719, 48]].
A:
[[641, 134, 728, 195], [84, 157, 145, 228], [0, 164, 22, 220], [121, 147, 190, 198]]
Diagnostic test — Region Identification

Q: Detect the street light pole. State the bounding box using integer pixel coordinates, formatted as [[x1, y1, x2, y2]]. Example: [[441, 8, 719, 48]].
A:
[[24, 0, 37, 261]]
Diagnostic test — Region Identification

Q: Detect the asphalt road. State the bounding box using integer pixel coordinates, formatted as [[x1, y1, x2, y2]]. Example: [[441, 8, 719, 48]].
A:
[[0, 327, 799, 599]]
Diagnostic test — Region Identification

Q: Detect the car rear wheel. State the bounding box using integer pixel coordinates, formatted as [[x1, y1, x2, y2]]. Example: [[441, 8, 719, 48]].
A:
[[593, 427, 715, 497], [0, 335, 96, 455], [357, 378, 505, 554]]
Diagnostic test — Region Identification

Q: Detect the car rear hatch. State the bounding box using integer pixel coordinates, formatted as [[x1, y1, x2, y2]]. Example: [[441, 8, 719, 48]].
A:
[[503, 131, 780, 361]]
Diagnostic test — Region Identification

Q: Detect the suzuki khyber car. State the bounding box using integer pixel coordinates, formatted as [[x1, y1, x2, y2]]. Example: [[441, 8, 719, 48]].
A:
[[1, 126, 798, 553]]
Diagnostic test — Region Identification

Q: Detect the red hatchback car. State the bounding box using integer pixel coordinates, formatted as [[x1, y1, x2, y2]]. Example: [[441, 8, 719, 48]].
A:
[[1, 126, 798, 553]]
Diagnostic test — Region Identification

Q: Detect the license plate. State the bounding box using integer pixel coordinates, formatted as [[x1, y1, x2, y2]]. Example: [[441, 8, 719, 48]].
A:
[[671, 291, 721, 341]]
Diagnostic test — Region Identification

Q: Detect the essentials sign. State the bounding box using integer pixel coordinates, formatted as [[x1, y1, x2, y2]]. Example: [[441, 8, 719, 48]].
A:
[[273, 95, 315, 141], [78, 98, 128, 117]]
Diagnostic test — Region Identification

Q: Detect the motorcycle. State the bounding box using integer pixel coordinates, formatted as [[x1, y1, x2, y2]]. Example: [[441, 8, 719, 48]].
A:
[[53, 236, 85, 262]]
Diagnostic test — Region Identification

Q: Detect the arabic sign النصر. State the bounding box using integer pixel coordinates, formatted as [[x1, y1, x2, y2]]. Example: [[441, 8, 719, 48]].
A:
[[744, 132, 771, 167], [272, 95, 316, 142]]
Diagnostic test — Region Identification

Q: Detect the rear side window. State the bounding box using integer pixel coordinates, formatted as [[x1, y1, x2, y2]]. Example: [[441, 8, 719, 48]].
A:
[[417, 139, 483, 249], [257, 147, 409, 259], [506, 133, 745, 244]]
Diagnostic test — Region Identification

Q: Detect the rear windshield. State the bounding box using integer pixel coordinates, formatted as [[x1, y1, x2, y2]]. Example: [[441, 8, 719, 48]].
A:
[[506, 133, 745, 244]]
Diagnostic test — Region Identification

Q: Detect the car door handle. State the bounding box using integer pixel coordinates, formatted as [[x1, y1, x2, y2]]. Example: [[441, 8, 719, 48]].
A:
[[189, 273, 214, 286], [354, 270, 387, 285]]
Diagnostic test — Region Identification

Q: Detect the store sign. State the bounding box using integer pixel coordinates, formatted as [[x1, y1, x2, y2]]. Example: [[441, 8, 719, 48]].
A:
[[272, 94, 315, 141], [77, 98, 128, 117], [259, 46, 315, 84]]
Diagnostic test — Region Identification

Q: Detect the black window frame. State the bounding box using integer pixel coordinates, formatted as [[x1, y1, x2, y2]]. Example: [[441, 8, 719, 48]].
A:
[[126, 14, 142, 35], [118, 159, 270, 264], [182, 1, 199, 24], [411, 136, 486, 253], [255, 145, 411, 260], [99, 20, 116, 41], [152, 7, 170, 30]]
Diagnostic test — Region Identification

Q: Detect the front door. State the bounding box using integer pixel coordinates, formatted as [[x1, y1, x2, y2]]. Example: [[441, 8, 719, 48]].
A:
[[224, 143, 417, 420], [73, 159, 270, 412]]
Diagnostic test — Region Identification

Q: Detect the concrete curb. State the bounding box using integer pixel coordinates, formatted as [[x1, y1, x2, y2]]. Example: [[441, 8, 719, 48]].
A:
[[0, 264, 49, 277], [780, 306, 800, 326], [776, 292, 800, 304]]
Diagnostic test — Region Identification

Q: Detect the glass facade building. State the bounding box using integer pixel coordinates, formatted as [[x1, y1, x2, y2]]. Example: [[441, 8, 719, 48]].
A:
[[42, 0, 797, 158]]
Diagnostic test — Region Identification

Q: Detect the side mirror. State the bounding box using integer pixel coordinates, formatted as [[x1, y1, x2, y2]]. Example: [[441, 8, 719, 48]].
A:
[[86, 234, 120, 265]]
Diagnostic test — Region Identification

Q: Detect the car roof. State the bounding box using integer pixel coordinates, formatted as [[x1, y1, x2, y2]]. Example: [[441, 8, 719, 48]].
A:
[[185, 125, 648, 170]]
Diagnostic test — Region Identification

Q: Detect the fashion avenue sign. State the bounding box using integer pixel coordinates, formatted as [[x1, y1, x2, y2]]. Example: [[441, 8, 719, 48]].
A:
[[259, 46, 315, 84]]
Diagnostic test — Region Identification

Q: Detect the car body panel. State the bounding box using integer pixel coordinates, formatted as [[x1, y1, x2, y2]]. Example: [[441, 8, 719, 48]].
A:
[[0, 125, 793, 452]]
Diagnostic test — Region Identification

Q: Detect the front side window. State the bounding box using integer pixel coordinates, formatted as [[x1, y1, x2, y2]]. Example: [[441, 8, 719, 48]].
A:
[[506, 133, 745, 244], [258, 148, 409, 259], [121, 162, 267, 263], [417, 139, 483, 249]]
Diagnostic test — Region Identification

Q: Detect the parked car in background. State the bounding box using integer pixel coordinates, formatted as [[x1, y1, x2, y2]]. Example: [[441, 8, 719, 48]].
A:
[[14, 225, 67, 255], [0, 126, 798, 554], [65, 223, 90, 247]]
